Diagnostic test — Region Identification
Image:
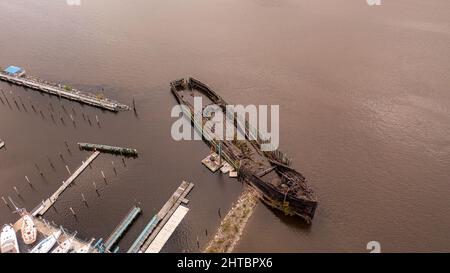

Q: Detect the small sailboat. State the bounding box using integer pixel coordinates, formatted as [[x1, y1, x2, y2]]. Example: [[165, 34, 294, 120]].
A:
[[52, 236, 74, 253], [30, 230, 61, 253], [75, 238, 94, 253], [0, 224, 20, 253], [21, 214, 37, 245]]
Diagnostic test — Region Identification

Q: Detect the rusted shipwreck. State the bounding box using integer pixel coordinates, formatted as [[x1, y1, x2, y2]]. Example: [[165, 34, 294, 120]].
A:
[[170, 77, 318, 223]]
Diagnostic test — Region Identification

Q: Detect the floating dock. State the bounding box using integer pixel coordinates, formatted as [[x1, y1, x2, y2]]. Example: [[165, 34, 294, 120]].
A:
[[201, 153, 222, 172], [78, 142, 138, 157], [0, 70, 129, 112], [145, 205, 189, 253], [31, 151, 100, 216], [127, 181, 194, 253], [103, 205, 141, 252], [13, 215, 97, 253]]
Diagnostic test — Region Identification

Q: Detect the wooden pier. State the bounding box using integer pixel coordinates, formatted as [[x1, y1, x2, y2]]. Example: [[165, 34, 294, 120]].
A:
[[0, 71, 129, 112], [104, 205, 141, 252], [32, 151, 100, 216], [127, 181, 194, 253]]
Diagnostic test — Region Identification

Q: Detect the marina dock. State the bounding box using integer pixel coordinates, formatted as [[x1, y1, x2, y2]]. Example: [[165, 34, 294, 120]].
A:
[[32, 151, 100, 216], [13, 215, 97, 253], [145, 205, 189, 253], [78, 142, 138, 157], [103, 205, 141, 252], [0, 70, 129, 112], [127, 181, 194, 253]]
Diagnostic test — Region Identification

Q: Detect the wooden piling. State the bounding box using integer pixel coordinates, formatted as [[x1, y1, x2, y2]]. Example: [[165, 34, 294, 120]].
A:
[[13, 186, 20, 196]]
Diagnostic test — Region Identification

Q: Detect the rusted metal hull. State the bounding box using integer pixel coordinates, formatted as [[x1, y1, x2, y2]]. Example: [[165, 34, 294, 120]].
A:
[[170, 77, 318, 223]]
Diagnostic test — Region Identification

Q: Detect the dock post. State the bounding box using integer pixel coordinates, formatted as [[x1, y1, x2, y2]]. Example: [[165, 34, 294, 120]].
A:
[[1, 196, 8, 206], [82, 193, 87, 204], [13, 186, 20, 196], [25, 176, 32, 185], [47, 156, 55, 169], [112, 161, 117, 176]]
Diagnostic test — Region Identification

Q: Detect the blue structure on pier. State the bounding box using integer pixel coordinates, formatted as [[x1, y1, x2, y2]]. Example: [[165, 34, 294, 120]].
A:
[[3, 66, 25, 76]]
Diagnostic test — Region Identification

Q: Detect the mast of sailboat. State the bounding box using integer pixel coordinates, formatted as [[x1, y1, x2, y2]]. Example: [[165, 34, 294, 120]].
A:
[[8, 196, 20, 211]]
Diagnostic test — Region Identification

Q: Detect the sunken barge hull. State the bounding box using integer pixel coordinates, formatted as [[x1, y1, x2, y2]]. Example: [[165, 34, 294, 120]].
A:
[[170, 77, 318, 223]]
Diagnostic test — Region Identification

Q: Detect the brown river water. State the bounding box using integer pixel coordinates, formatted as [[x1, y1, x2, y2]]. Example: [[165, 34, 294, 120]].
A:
[[0, 0, 449, 252]]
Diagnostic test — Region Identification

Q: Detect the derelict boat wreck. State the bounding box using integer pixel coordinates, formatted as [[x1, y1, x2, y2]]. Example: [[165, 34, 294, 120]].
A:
[[170, 77, 318, 223]]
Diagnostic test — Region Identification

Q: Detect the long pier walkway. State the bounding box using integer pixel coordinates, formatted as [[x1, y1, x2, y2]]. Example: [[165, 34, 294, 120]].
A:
[[127, 181, 194, 253], [0, 72, 129, 112], [32, 151, 100, 216], [104, 205, 141, 252]]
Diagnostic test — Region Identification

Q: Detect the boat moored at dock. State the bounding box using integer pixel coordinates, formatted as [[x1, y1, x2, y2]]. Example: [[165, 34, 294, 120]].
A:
[[1, 224, 20, 253], [21, 213, 37, 245], [52, 235, 75, 253], [30, 230, 61, 253]]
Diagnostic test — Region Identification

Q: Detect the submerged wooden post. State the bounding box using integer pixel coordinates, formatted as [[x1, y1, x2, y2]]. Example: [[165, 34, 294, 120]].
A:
[[25, 176, 31, 185], [1, 196, 8, 206], [13, 186, 20, 196]]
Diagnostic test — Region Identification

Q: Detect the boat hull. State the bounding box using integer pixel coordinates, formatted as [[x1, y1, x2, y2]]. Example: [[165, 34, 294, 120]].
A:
[[1, 225, 20, 253], [170, 77, 318, 223]]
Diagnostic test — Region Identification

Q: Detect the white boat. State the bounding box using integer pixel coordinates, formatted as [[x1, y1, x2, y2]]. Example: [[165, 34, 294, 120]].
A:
[[51, 236, 74, 253], [74, 238, 94, 253], [1, 224, 20, 253], [0, 140, 4, 149], [21, 214, 37, 245], [30, 230, 61, 253]]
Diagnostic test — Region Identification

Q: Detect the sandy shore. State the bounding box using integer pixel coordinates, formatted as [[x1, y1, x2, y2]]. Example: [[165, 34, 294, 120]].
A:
[[204, 186, 259, 253]]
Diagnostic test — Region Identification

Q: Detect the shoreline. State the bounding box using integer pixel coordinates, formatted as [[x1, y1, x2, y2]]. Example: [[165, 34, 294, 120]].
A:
[[204, 186, 259, 253]]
